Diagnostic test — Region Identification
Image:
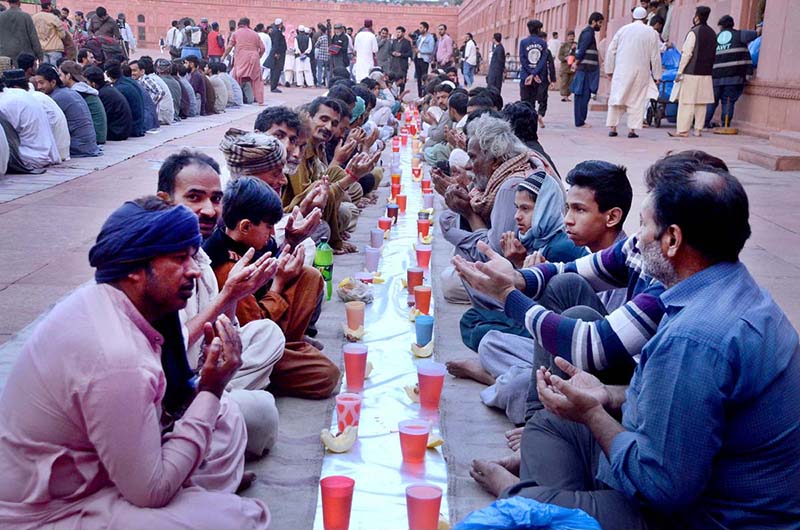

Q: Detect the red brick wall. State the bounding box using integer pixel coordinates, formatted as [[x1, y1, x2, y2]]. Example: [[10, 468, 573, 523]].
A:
[[60, 0, 459, 45]]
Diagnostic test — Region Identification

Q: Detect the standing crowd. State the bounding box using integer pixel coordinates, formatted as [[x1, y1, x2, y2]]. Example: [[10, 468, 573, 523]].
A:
[[0, 4, 798, 530]]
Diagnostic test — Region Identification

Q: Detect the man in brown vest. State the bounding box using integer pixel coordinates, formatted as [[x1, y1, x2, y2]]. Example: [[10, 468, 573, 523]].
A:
[[670, 5, 716, 137]]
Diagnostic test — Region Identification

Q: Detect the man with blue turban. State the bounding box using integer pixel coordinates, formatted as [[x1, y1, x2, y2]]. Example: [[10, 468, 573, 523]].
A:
[[0, 197, 271, 529]]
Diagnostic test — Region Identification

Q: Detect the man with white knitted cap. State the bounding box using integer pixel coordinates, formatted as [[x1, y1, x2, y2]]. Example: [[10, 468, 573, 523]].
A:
[[604, 6, 662, 138]]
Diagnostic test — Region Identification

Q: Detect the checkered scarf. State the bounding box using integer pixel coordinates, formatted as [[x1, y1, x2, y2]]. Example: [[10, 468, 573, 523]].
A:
[[219, 128, 286, 176], [470, 153, 535, 223]]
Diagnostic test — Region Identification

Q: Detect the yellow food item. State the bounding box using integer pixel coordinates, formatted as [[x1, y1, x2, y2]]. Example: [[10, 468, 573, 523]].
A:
[[320, 426, 358, 453], [404, 384, 420, 403], [342, 323, 365, 341], [427, 434, 444, 449], [411, 341, 433, 358], [438, 518, 451, 530], [365, 361, 374, 378], [420, 234, 434, 245]]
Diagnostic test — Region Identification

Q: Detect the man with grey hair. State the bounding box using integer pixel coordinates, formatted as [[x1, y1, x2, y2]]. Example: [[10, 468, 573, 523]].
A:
[[439, 113, 548, 309]]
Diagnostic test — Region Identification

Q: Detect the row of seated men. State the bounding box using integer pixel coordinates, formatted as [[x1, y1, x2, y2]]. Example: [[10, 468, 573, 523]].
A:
[[0, 53, 244, 176]]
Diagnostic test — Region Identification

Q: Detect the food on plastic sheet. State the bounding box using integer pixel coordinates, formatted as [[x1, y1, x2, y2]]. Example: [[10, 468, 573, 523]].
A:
[[419, 234, 434, 245], [427, 434, 445, 449], [342, 324, 365, 342], [452, 497, 601, 530], [365, 360, 374, 378], [411, 341, 434, 358], [321, 426, 358, 453], [336, 277, 374, 304], [439, 518, 451, 530], [404, 383, 420, 403], [409, 308, 424, 322]]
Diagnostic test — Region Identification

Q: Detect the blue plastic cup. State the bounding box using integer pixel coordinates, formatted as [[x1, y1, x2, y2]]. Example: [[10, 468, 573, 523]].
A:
[[415, 315, 434, 346]]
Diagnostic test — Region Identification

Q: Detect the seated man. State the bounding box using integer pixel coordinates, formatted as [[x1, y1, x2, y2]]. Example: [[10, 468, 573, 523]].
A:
[[131, 56, 174, 125], [156, 150, 286, 458], [84, 65, 132, 141], [205, 177, 340, 399], [449, 160, 634, 425], [104, 61, 145, 138], [217, 62, 244, 108], [456, 154, 800, 529], [0, 198, 269, 529], [32, 64, 101, 158], [220, 127, 326, 258], [155, 58, 182, 122], [18, 53, 71, 162], [438, 113, 580, 311], [206, 61, 228, 114], [59, 60, 107, 145], [284, 96, 379, 253], [184, 55, 207, 116], [199, 60, 218, 116], [122, 62, 160, 132], [422, 81, 454, 164], [0, 69, 60, 170], [173, 60, 199, 119]]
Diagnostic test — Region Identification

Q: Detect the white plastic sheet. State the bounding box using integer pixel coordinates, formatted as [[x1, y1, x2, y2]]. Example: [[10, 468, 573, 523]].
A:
[[313, 144, 448, 529]]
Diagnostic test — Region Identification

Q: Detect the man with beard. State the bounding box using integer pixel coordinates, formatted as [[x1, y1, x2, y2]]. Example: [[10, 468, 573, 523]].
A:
[[572, 12, 603, 128], [453, 150, 800, 529], [254, 105, 331, 242], [282, 96, 379, 253], [155, 150, 284, 457], [0, 197, 270, 529]]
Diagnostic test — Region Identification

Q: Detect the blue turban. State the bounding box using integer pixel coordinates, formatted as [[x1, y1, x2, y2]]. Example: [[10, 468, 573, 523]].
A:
[[89, 201, 202, 283]]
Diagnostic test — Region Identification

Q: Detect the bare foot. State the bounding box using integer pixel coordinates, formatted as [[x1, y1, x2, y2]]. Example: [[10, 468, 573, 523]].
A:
[[577, 123, 592, 128], [469, 459, 519, 497], [333, 242, 358, 254], [341, 231, 351, 240], [236, 471, 256, 493], [505, 427, 524, 451], [496, 452, 521, 475], [446, 359, 496, 385]]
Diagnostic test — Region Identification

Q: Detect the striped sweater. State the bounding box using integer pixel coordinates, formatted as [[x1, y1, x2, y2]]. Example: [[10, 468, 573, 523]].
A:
[[504, 236, 665, 373]]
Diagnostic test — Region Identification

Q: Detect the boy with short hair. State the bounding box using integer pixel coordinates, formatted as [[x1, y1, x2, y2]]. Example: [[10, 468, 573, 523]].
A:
[[204, 177, 340, 399]]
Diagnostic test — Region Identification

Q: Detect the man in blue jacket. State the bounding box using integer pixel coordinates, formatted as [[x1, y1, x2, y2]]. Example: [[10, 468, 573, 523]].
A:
[[518, 20, 547, 109], [571, 12, 604, 128]]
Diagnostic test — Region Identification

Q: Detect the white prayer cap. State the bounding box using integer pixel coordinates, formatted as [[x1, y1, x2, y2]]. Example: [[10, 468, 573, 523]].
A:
[[298, 25, 306, 32], [633, 6, 647, 20], [449, 148, 469, 169], [275, 18, 283, 25]]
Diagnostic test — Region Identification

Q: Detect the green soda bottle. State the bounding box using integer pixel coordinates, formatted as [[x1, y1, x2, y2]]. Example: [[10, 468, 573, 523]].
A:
[[314, 237, 334, 301]]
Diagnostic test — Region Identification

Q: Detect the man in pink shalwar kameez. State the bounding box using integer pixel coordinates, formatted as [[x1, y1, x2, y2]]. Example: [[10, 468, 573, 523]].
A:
[[0, 198, 270, 530], [224, 17, 266, 105]]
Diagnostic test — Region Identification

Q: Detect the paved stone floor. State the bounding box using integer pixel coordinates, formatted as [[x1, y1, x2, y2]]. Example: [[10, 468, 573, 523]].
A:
[[0, 74, 798, 528]]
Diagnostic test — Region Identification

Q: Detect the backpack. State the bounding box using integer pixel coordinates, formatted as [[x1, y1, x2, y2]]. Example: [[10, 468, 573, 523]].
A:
[[476, 48, 482, 72], [216, 33, 225, 49]]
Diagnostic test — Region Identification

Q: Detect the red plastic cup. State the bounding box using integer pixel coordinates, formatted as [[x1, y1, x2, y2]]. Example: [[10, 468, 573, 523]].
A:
[[412, 167, 422, 179], [391, 173, 401, 185], [345, 301, 365, 329], [396, 194, 408, 213], [417, 360, 446, 410], [336, 393, 362, 432], [320, 475, 355, 530], [422, 188, 433, 195], [421, 178, 431, 191], [398, 419, 430, 463], [407, 267, 424, 293], [414, 285, 432, 314], [409, 122, 418, 136], [416, 244, 432, 269], [406, 484, 442, 530], [378, 217, 392, 230], [391, 183, 401, 199], [392, 144, 400, 153], [344, 344, 368, 393], [417, 219, 430, 238], [401, 134, 409, 146]]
